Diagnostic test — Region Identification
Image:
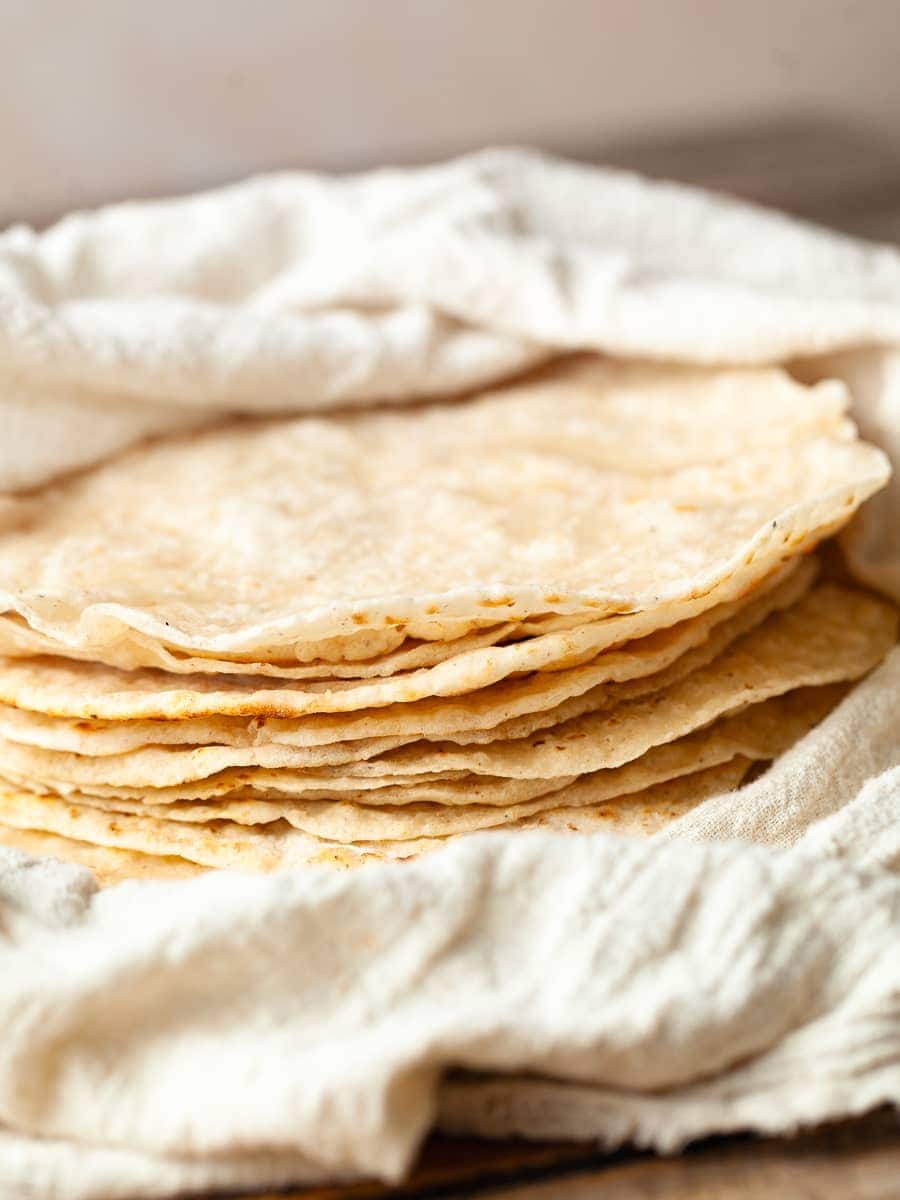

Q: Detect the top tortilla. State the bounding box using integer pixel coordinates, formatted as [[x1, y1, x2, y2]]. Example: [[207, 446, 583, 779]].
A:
[[0, 357, 887, 658]]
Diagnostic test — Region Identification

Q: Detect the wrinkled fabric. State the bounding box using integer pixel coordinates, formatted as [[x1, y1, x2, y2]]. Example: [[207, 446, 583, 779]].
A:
[[3, 149, 900, 488], [1, 830, 899, 1200], [0, 150, 898, 1199]]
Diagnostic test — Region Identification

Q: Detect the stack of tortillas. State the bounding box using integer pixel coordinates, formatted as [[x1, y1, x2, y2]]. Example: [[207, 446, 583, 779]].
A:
[[0, 356, 895, 882]]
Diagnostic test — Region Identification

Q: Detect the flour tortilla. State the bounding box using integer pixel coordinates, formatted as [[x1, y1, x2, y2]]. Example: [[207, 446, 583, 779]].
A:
[[2, 767, 574, 809], [57, 687, 845, 841], [329, 584, 894, 781], [0, 705, 412, 764], [0, 359, 886, 659], [0, 559, 815, 754], [0, 613, 521, 679], [0, 581, 870, 796], [0, 558, 816, 721], [0, 558, 804, 687], [0, 734, 456, 787], [0, 760, 753, 871], [0, 824, 205, 885], [3, 583, 888, 805], [508, 758, 755, 839]]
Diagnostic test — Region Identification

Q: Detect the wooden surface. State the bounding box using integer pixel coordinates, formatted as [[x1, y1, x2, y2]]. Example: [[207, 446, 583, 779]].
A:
[[229, 1109, 900, 1199]]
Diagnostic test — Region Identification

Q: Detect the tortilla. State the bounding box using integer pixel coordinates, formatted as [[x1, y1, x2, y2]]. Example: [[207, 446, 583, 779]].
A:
[[0, 759, 753, 871], [0, 559, 816, 773], [507, 758, 754, 838], [0, 583, 887, 803], [56, 687, 845, 841], [0, 613, 523, 679], [2, 767, 575, 809], [328, 583, 893, 781], [0, 824, 204, 885], [0, 557, 815, 721], [0, 359, 886, 661]]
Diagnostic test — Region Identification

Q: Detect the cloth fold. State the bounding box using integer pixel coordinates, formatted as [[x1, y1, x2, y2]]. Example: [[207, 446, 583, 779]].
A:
[[0, 149, 899, 1199], [4, 148, 900, 485], [1, 830, 899, 1200]]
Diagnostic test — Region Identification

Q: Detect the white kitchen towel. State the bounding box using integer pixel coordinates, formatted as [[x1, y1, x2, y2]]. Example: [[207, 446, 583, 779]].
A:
[[0, 150, 898, 1199], [1, 828, 899, 1200]]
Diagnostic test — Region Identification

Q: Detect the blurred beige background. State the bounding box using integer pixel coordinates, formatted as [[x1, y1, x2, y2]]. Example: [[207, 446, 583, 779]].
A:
[[4, 0, 900, 225]]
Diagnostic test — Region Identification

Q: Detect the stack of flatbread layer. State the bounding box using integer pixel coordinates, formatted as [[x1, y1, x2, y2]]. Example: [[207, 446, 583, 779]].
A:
[[0, 358, 895, 882]]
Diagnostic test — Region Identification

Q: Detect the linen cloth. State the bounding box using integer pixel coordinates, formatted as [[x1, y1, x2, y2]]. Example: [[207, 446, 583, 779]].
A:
[[0, 149, 898, 1199]]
